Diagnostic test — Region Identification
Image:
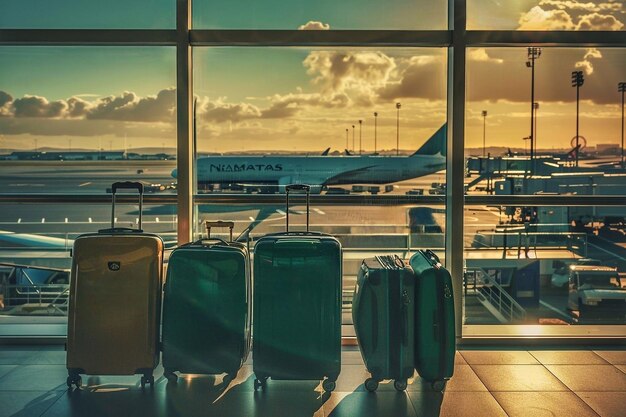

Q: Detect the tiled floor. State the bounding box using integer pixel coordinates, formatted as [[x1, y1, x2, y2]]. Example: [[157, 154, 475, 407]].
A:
[[0, 346, 625, 417]]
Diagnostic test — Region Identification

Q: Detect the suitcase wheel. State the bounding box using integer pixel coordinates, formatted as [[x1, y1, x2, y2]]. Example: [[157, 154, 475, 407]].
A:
[[253, 377, 267, 391], [364, 378, 379, 392], [393, 379, 408, 392], [164, 370, 178, 383], [140, 375, 155, 389], [431, 380, 446, 391], [66, 375, 82, 389], [322, 379, 336, 393]]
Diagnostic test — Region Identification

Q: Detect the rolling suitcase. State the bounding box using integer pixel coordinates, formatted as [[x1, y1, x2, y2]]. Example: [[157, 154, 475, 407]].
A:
[[253, 184, 342, 392], [162, 221, 251, 382], [352, 255, 415, 392], [66, 182, 163, 389], [410, 249, 455, 390]]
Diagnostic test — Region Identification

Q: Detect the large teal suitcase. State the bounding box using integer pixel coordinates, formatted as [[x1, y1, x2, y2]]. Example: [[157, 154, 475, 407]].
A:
[[410, 250, 455, 390], [352, 255, 415, 392], [162, 221, 251, 382], [253, 184, 342, 392]]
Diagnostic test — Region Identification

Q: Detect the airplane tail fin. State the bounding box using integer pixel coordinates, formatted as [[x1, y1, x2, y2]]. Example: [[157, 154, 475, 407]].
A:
[[321, 147, 330, 156], [411, 123, 446, 157], [345, 149, 353, 156]]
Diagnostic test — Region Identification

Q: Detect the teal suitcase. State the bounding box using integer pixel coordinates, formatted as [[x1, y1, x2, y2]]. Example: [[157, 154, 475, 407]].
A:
[[253, 184, 342, 392], [162, 221, 251, 382], [352, 255, 415, 392], [410, 250, 455, 390]]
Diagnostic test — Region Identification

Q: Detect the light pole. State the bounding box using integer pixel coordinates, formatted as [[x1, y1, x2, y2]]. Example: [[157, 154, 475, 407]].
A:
[[395, 102, 401, 156], [617, 82, 626, 168], [373, 112, 378, 155], [533, 102, 539, 154], [526, 47, 541, 164], [481, 110, 487, 157], [352, 124, 355, 153], [572, 70, 584, 167], [358, 119, 362, 155], [345, 128, 349, 151]]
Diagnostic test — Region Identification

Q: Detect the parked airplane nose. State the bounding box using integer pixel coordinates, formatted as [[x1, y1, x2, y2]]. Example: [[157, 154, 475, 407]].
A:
[[171, 168, 177, 178]]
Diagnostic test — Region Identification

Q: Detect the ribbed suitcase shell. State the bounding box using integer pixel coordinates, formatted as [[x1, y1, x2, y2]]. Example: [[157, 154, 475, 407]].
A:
[[410, 250, 455, 386], [352, 257, 415, 390], [162, 241, 251, 376], [67, 232, 163, 376], [253, 232, 342, 383]]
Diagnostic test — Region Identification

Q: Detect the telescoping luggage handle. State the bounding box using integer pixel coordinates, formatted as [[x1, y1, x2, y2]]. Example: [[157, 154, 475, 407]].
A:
[[110, 181, 143, 231], [205, 220, 234, 242], [285, 184, 310, 232]]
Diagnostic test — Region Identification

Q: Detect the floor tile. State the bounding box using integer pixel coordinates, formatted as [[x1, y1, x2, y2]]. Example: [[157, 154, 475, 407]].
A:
[[545, 365, 626, 392], [461, 350, 539, 365], [406, 365, 486, 392], [408, 391, 507, 417], [0, 365, 18, 380], [0, 365, 69, 392], [492, 391, 598, 417], [0, 349, 41, 365], [529, 350, 607, 365], [616, 364, 626, 374], [578, 392, 626, 417], [324, 391, 417, 417], [472, 365, 568, 392], [24, 350, 67, 365], [593, 350, 626, 365], [0, 391, 64, 417], [454, 352, 467, 365]]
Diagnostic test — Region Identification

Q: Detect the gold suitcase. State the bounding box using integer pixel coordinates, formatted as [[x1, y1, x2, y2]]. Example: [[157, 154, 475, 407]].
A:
[[66, 182, 163, 389]]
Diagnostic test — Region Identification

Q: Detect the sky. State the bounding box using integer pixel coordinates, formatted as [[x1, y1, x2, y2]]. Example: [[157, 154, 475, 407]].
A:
[[0, 0, 625, 153]]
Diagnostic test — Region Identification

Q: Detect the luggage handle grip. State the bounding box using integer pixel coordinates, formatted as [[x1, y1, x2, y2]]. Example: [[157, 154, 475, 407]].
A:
[[205, 220, 234, 242], [112, 181, 144, 194], [110, 182, 143, 230], [286, 183, 310, 233], [187, 237, 229, 247]]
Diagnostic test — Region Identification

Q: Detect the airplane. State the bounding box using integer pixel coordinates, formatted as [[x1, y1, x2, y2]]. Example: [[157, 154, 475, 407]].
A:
[[172, 124, 447, 193]]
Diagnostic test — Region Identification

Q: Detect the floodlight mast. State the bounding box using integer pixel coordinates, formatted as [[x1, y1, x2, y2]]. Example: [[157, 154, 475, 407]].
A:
[[572, 70, 584, 167], [526, 47, 541, 166]]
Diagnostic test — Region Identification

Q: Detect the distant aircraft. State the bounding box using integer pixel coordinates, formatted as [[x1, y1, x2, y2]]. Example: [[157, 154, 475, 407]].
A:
[[173, 124, 447, 193]]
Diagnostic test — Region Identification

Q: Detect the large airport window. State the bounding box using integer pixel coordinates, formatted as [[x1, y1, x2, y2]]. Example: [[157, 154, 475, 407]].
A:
[[466, 47, 626, 196], [467, 0, 625, 31], [0, 0, 175, 29], [463, 203, 626, 333], [192, 0, 447, 30]]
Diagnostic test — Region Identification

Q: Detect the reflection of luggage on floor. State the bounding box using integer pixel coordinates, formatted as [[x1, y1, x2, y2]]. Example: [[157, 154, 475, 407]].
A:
[[162, 220, 251, 383], [352, 255, 415, 392], [66, 182, 164, 389], [410, 250, 455, 390], [252, 184, 342, 392]]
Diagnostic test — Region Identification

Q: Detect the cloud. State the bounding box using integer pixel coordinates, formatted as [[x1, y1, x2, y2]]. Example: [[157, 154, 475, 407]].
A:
[[575, 48, 603, 75], [576, 12, 624, 30], [199, 98, 261, 123], [377, 55, 446, 101], [468, 48, 504, 64], [12, 95, 68, 118], [539, 0, 623, 13], [87, 88, 176, 122], [261, 92, 350, 118], [518, 6, 576, 29], [298, 21, 330, 30]]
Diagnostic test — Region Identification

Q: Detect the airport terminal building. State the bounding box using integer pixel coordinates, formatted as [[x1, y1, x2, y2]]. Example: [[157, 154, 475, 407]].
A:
[[0, 1, 625, 416]]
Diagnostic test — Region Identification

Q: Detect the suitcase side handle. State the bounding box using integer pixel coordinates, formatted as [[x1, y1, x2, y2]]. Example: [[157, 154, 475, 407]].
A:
[[110, 181, 143, 231], [285, 184, 310, 233], [205, 220, 234, 242]]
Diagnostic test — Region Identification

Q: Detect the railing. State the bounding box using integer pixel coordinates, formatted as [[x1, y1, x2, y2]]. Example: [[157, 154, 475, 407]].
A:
[[470, 230, 588, 257], [1, 284, 69, 315], [464, 267, 526, 323]]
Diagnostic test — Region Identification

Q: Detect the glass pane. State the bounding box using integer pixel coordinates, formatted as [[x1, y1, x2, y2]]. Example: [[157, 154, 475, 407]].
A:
[[468, 0, 625, 31], [466, 47, 626, 196], [0, 47, 177, 195], [0, 0, 175, 29], [464, 203, 626, 327], [193, 0, 447, 29]]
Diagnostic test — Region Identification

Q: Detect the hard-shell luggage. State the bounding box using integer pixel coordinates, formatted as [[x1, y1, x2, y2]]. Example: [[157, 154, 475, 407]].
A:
[[253, 184, 342, 392], [352, 255, 415, 392], [162, 221, 251, 382], [66, 182, 163, 389], [410, 250, 455, 390]]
